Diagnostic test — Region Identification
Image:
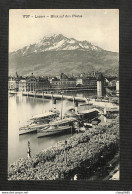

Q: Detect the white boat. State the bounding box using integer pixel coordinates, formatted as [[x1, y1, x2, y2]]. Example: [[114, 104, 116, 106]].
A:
[[19, 127, 37, 135], [30, 111, 59, 123], [37, 117, 77, 138], [84, 123, 93, 127], [19, 112, 59, 135], [19, 123, 50, 135], [79, 126, 86, 132]]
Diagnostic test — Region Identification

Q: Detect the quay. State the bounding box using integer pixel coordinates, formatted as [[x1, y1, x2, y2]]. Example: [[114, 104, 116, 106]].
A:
[[22, 92, 119, 111], [22, 91, 87, 102], [11, 91, 119, 112]]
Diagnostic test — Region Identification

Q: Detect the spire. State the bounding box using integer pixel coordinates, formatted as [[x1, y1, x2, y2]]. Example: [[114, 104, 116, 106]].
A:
[[96, 72, 104, 81], [16, 72, 18, 78]]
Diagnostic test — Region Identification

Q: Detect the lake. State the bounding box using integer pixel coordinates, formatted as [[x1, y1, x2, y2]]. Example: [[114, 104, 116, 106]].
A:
[[8, 90, 99, 165]]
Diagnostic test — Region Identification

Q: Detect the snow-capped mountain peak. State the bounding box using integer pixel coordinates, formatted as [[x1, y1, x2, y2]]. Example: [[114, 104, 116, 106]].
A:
[[35, 34, 103, 52], [9, 34, 118, 77], [12, 34, 103, 56]]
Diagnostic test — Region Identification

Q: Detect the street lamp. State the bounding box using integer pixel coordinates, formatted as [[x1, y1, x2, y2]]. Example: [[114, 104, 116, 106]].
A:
[[60, 91, 64, 120], [64, 140, 67, 164], [27, 140, 31, 159]]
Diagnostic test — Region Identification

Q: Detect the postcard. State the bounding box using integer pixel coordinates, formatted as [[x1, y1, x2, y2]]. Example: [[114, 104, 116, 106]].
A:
[[8, 9, 119, 181]]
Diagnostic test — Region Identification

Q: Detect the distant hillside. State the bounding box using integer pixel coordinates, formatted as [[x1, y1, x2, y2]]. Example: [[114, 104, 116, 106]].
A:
[[9, 34, 119, 76]]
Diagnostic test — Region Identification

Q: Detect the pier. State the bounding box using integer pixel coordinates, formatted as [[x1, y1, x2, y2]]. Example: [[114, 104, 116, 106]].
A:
[[22, 91, 119, 110], [22, 92, 87, 102]]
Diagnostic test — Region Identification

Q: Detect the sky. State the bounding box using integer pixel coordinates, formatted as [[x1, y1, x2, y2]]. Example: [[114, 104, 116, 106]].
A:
[[9, 9, 119, 52]]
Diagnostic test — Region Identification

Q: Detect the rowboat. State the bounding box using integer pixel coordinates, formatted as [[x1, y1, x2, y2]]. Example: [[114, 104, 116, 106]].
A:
[[84, 123, 93, 127]]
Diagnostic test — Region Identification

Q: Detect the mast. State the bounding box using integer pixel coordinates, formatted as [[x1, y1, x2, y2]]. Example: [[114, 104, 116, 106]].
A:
[[75, 100, 78, 114], [27, 140, 31, 159], [60, 92, 63, 120], [53, 97, 56, 111]]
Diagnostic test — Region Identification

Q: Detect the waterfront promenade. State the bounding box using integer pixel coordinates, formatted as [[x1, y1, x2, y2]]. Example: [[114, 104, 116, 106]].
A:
[[21, 91, 119, 109], [9, 91, 119, 112]]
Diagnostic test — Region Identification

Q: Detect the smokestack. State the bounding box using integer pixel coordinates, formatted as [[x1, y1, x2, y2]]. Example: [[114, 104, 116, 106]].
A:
[[74, 100, 78, 113], [53, 98, 56, 110]]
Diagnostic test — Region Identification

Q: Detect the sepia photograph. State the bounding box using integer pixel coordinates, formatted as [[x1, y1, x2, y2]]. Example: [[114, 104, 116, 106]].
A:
[[8, 9, 119, 181]]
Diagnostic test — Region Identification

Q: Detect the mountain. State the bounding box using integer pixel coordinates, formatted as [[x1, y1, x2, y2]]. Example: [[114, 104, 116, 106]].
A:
[[9, 34, 119, 76]]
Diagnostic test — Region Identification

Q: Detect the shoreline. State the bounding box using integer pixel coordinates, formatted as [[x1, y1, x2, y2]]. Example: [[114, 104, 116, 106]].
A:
[[8, 116, 119, 180]]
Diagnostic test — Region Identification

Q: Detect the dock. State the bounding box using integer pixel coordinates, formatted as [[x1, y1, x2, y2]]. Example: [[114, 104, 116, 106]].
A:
[[22, 92, 87, 102]]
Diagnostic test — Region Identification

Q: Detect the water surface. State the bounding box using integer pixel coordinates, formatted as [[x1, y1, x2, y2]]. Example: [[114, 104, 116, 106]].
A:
[[8, 90, 98, 165]]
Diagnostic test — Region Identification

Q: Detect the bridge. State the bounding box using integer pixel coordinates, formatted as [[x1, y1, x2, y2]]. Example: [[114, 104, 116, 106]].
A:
[[22, 92, 87, 102]]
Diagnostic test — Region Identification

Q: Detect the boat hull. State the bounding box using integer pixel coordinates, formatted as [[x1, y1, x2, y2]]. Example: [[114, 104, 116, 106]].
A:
[[19, 128, 37, 135], [37, 126, 73, 138], [19, 123, 50, 135]]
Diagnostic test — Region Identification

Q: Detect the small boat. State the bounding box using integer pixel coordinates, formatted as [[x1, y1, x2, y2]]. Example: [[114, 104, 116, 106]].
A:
[[30, 111, 59, 124], [71, 108, 99, 123], [19, 127, 37, 135], [79, 126, 86, 132], [19, 112, 59, 135], [37, 117, 77, 138], [91, 118, 101, 125], [79, 103, 93, 106], [91, 120, 99, 125], [19, 123, 50, 135], [84, 123, 93, 128]]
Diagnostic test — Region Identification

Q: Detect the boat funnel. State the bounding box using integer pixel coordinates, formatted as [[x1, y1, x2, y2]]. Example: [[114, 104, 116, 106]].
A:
[[74, 100, 78, 113], [53, 98, 56, 110], [104, 108, 106, 115]]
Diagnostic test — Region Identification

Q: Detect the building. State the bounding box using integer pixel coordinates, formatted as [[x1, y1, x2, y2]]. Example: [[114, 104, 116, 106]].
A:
[[8, 80, 18, 91], [51, 77, 60, 88], [8, 76, 19, 91], [83, 77, 97, 88], [26, 73, 37, 92], [76, 78, 83, 86], [64, 77, 76, 88], [51, 73, 76, 89], [36, 77, 51, 91], [52, 73, 97, 89], [19, 79, 26, 92], [76, 77, 97, 88]]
